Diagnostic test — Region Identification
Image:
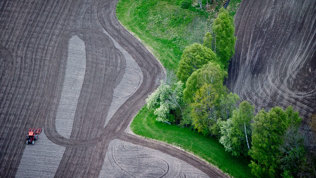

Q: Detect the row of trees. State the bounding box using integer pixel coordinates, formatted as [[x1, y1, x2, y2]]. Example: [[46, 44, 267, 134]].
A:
[[145, 7, 314, 177], [219, 102, 308, 177]]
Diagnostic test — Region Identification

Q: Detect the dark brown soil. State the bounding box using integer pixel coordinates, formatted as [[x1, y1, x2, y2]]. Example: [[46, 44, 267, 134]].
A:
[[0, 0, 226, 177], [227, 0, 316, 149]]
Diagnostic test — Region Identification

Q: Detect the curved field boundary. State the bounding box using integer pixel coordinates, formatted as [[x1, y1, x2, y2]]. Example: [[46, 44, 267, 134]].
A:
[[0, 0, 227, 177]]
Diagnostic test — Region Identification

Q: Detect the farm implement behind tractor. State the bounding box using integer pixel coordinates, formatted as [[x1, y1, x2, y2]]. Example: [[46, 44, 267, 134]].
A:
[[26, 128, 42, 145]]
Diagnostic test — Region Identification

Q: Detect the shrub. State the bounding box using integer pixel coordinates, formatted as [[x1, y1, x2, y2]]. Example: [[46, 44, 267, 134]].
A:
[[146, 81, 184, 123]]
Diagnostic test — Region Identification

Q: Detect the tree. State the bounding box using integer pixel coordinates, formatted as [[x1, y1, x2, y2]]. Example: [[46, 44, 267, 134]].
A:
[[218, 92, 240, 120], [249, 106, 302, 177], [176, 43, 217, 83], [190, 83, 225, 135], [279, 127, 306, 177], [298, 152, 316, 177], [146, 81, 184, 123], [183, 62, 227, 103], [219, 101, 254, 157], [218, 119, 234, 152], [203, 32, 212, 49], [190, 83, 237, 136], [279, 106, 307, 177], [213, 8, 236, 68]]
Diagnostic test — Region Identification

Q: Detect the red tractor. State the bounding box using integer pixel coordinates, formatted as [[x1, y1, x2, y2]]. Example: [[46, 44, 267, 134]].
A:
[[26, 128, 42, 145]]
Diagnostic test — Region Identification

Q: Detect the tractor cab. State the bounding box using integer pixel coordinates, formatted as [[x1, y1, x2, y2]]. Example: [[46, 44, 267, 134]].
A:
[[26, 128, 41, 145], [28, 131, 34, 137]]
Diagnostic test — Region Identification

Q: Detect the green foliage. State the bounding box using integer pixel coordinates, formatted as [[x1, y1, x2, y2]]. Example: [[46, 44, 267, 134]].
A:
[[176, 43, 218, 83], [117, 0, 240, 71], [226, 0, 242, 16], [249, 106, 302, 177], [131, 107, 253, 178], [146, 81, 184, 123], [213, 8, 236, 68], [180, 105, 193, 126], [219, 101, 254, 157], [183, 62, 227, 102], [203, 32, 213, 49], [218, 92, 240, 120], [218, 119, 234, 153], [279, 127, 306, 177], [117, 0, 209, 71], [190, 83, 238, 136], [190, 83, 224, 135], [117, 0, 248, 177], [299, 152, 316, 177], [181, 0, 191, 9]]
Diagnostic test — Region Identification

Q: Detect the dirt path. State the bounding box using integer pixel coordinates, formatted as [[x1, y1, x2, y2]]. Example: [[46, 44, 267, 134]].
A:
[[0, 0, 226, 177]]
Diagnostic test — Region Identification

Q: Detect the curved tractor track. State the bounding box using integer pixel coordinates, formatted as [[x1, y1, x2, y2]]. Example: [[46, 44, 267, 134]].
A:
[[227, 0, 316, 149], [0, 0, 226, 177]]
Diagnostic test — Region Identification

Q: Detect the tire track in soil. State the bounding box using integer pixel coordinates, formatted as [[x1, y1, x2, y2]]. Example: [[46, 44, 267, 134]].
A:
[[15, 131, 66, 178], [0, 0, 227, 177], [227, 0, 316, 150], [99, 139, 209, 178], [0, 0, 73, 175]]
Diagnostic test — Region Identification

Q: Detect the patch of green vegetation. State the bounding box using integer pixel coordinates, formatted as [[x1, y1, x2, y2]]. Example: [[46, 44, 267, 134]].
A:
[[131, 107, 253, 178], [226, 0, 242, 16], [117, 0, 209, 71], [117, 0, 247, 177], [117, 0, 241, 72]]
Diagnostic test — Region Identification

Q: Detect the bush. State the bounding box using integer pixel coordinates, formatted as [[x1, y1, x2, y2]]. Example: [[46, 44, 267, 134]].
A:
[[181, 0, 191, 9], [146, 81, 184, 123]]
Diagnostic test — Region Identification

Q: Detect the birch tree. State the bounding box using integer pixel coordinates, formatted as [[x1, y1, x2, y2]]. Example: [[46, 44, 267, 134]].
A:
[[219, 101, 254, 157]]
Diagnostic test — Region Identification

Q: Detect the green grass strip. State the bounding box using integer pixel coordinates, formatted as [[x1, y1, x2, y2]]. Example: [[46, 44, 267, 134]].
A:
[[131, 107, 253, 178], [117, 0, 209, 72], [117, 0, 251, 177]]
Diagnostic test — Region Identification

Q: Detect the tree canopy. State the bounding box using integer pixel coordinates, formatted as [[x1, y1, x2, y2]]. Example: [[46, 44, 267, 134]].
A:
[[146, 81, 184, 123], [203, 32, 212, 49], [183, 62, 227, 103], [213, 8, 236, 68], [279, 127, 306, 177], [249, 106, 302, 177], [176, 43, 217, 83], [190, 83, 238, 136], [190, 83, 224, 135], [219, 101, 254, 157]]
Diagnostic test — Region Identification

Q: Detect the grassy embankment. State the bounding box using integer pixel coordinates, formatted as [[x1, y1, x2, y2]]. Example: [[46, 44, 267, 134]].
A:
[[117, 0, 252, 177]]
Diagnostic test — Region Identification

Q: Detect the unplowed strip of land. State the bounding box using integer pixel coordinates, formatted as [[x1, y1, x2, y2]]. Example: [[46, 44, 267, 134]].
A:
[[0, 0, 226, 177]]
